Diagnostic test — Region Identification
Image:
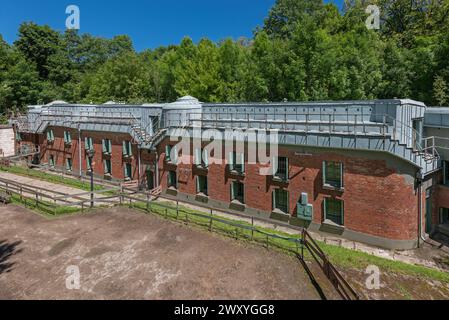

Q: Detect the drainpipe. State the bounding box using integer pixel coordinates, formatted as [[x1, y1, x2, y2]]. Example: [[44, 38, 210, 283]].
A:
[[137, 146, 142, 188], [78, 125, 82, 178], [155, 151, 159, 188], [417, 169, 427, 248]]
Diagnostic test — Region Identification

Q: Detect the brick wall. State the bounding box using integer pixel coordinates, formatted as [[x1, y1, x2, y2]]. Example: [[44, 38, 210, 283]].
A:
[[157, 138, 420, 242], [40, 127, 143, 180]]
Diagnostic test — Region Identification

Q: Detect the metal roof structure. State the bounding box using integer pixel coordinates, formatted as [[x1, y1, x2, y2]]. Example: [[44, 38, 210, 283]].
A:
[[12, 97, 442, 176]]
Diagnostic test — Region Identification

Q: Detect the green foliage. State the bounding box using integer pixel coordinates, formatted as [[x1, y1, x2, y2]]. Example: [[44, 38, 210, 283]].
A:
[[1, 0, 449, 112]]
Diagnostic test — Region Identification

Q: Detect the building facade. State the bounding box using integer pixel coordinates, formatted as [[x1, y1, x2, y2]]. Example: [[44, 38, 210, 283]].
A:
[[11, 97, 449, 249]]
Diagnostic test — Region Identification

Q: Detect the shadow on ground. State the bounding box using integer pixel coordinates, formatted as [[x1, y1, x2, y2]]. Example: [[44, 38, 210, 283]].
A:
[[0, 240, 22, 274]]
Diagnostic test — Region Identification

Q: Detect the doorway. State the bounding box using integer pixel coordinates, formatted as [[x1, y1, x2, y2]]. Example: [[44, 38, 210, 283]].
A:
[[147, 170, 155, 190]]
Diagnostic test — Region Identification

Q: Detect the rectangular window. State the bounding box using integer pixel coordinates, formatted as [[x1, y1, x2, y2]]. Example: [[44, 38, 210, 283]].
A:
[[168, 170, 177, 189], [46, 129, 54, 142], [123, 141, 132, 157], [196, 176, 208, 196], [49, 155, 55, 167], [102, 139, 112, 155], [86, 156, 92, 172], [84, 137, 94, 151], [323, 161, 344, 189], [229, 152, 245, 174], [166, 145, 178, 164], [124, 163, 132, 180], [103, 159, 112, 175], [231, 181, 245, 204], [273, 189, 289, 213], [15, 132, 22, 142], [64, 131, 72, 145], [194, 148, 209, 168], [324, 198, 344, 226], [273, 157, 288, 181], [66, 158, 73, 172]]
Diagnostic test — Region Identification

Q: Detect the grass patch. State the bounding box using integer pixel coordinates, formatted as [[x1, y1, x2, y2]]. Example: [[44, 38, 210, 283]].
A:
[[130, 200, 449, 284], [0, 165, 106, 192], [10, 193, 80, 217], [6, 183, 449, 284]]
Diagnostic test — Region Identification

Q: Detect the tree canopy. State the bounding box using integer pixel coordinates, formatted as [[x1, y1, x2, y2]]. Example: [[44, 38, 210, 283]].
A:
[[1, 0, 449, 114]]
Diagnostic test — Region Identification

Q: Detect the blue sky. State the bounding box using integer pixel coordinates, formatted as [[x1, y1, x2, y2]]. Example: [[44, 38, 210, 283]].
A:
[[0, 0, 344, 51]]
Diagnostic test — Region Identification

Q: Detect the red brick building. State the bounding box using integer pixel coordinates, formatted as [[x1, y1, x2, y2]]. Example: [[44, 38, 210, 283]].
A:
[[11, 97, 449, 249]]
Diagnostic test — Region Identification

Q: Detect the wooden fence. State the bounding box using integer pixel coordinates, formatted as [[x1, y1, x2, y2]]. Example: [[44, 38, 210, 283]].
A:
[[0, 175, 359, 300]]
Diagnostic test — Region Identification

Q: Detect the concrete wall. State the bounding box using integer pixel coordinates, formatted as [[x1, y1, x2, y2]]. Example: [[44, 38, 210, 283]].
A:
[[0, 127, 15, 157]]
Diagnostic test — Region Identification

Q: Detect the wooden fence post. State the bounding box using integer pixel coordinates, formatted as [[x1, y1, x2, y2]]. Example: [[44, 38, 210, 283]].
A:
[[209, 210, 213, 232], [266, 235, 269, 249], [176, 201, 179, 220], [251, 217, 254, 241]]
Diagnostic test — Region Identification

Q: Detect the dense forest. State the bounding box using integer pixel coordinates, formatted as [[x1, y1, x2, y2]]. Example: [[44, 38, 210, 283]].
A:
[[1, 0, 449, 114]]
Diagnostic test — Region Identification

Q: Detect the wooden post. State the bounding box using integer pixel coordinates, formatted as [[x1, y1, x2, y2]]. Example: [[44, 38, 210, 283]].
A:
[[209, 209, 213, 232], [81, 202, 84, 213], [266, 235, 269, 249], [251, 217, 254, 241], [146, 194, 149, 212], [35, 192, 39, 208], [165, 208, 168, 219], [176, 201, 179, 220]]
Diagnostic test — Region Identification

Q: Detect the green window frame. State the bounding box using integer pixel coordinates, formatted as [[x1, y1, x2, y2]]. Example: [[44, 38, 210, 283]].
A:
[[15, 131, 22, 142], [46, 129, 55, 142], [323, 161, 344, 189], [123, 141, 132, 157], [273, 189, 289, 213], [196, 175, 208, 195], [103, 159, 112, 175], [84, 137, 94, 151], [49, 155, 55, 167], [324, 198, 344, 226], [168, 170, 177, 189], [86, 156, 92, 171], [231, 181, 245, 204], [165, 145, 178, 164], [124, 163, 132, 180], [64, 131, 72, 145], [194, 148, 209, 168], [229, 152, 245, 174], [66, 158, 73, 172], [102, 139, 112, 154], [273, 156, 288, 181]]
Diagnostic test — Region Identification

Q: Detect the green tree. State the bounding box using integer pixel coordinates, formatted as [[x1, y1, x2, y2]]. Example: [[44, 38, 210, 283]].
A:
[[14, 22, 61, 79]]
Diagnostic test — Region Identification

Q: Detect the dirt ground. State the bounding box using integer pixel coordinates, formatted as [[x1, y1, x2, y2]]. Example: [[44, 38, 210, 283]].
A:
[[0, 205, 339, 300]]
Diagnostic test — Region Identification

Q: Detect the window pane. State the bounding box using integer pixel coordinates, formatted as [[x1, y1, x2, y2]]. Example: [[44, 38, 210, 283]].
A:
[[276, 157, 287, 180], [198, 176, 208, 195], [325, 161, 342, 188], [274, 189, 288, 213], [325, 199, 344, 226], [232, 182, 244, 203]]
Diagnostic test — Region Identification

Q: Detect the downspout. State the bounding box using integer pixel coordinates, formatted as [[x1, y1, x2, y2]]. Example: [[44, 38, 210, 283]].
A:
[[155, 151, 159, 188], [137, 146, 142, 188], [417, 169, 427, 248], [78, 125, 82, 178]]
